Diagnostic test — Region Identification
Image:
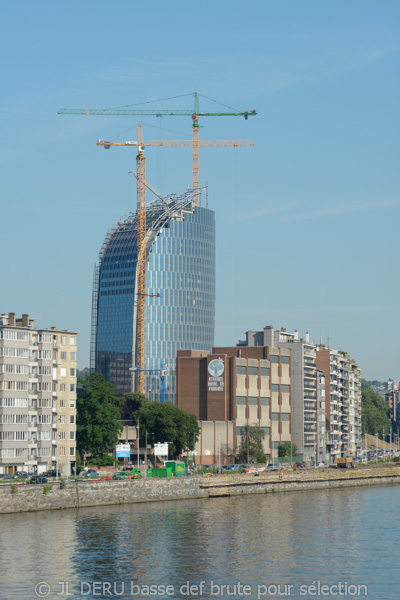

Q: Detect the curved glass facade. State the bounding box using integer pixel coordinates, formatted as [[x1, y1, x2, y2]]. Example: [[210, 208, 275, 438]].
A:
[[91, 190, 215, 402]]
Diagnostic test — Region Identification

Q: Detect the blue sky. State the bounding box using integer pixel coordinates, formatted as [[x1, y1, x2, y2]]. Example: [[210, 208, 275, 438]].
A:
[[1, 1, 399, 380]]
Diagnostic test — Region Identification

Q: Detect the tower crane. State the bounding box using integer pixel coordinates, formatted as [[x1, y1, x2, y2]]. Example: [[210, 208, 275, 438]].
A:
[[58, 91, 257, 189], [59, 94, 256, 399]]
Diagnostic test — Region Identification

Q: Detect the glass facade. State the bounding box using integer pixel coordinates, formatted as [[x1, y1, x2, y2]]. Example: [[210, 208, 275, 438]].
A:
[[91, 190, 215, 402]]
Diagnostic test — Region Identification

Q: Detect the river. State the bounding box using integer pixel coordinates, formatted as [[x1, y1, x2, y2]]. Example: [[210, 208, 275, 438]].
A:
[[1, 484, 399, 599]]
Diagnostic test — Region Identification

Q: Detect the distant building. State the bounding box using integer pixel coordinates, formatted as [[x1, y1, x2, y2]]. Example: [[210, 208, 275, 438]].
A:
[[0, 312, 77, 476], [176, 345, 292, 464], [91, 189, 215, 401]]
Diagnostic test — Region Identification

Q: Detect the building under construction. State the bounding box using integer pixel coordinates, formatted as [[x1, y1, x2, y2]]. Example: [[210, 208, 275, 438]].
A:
[[90, 187, 215, 402]]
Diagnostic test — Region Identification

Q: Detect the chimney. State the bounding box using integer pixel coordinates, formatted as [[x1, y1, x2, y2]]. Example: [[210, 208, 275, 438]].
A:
[[21, 314, 29, 327], [294, 330, 299, 341], [305, 332, 310, 343], [8, 313, 16, 326]]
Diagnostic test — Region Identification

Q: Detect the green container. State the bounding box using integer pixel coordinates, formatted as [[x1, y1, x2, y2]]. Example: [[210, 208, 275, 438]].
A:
[[146, 468, 173, 478], [165, 461, 186, 476]]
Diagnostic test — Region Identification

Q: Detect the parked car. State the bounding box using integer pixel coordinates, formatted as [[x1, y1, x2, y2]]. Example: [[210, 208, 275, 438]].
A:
[[316, 461, 326, 467], [82, 470, 99, 477], [0, 474, 13, 480], [44, 470, 61, 478], [295, 462, 306, 468], [267, 463, 280, 469], [13, 471, 29, 479], [29, 475, 48, 484]]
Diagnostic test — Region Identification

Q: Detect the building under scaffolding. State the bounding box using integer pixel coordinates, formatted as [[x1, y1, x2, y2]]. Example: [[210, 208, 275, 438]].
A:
[[90, 186, 215, 402]]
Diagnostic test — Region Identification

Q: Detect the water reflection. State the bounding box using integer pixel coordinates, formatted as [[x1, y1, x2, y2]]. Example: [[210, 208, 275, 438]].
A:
[[0, 486, 399, 599]]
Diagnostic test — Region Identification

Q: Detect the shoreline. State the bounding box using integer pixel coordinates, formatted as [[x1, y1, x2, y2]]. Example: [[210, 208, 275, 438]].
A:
[[1, 467, 400, 514]]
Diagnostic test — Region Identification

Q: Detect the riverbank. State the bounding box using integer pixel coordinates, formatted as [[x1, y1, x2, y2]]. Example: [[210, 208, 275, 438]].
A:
[[1, 467, 399, 514]]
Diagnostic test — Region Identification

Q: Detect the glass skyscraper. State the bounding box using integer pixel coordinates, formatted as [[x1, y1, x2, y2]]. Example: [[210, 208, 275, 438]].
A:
[[91, 188, 215, 402]]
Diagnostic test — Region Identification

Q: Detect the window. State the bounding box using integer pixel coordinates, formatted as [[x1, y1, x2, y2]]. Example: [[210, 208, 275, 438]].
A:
[[236, 366, 246, 375], [70, 384, 76, 392], [69, 431, 76, 440], [61, 352, 67, 360], [281, 356, 290, 364], [248, 397, 258, 405], [260, 367, 270, 376], [70, 337, 77, 346], [60, 368, 66, 377], [60, 415, 66, 424], [248, 367, 258, 376], [271, 413, 279, 421], [261, 427, 270, 435], [69, 447, 76, 457], [60, 384, 66, 392], [70, 368, 76, 377], [59, 431, 66, 440], [269, 355, 279, 363], [281, 413, 290, 421], [61, 336, 67, 345], [69, 415, 75, 425], [271, 384, 279, 393], [60, 399, 66, 408], [70, 352, 77, 361], [69, 400, 76, 409], [236, 397, 246, 405], [260, 397, 270, 405], [236, 427, 245, 436], [281, 385, 290, 393]]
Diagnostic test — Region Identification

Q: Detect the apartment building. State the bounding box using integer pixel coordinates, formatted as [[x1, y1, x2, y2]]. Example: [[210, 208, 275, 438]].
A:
[[176, 345, 292, 464], [245, 326, 317, 462], [316, 346, 362, 460], [0, 312, 77, 476]]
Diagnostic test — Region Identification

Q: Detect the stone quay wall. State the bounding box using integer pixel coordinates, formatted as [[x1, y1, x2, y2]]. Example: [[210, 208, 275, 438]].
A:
[[1, 471, 399, 514]]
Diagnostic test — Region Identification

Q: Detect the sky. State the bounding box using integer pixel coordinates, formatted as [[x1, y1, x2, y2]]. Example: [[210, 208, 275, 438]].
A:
[[1, 1, 399, 380]]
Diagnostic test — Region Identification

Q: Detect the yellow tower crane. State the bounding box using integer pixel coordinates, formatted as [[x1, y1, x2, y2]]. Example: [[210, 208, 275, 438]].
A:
[[97, 129, 254, 395]]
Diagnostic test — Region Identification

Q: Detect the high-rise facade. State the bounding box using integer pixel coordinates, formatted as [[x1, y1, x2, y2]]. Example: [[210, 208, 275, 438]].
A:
[[91, 189, 216, 402], [0, 312, 77, 476]]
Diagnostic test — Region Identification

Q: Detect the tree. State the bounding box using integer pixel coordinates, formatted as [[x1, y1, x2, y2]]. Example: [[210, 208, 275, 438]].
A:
[[361, 389, 391, 438], [130, 400, 200, 459], [237, 424, 267, 463], [77, 373, 124, 465], [120, 392, 147, 420], [278, 441, 299, 457]]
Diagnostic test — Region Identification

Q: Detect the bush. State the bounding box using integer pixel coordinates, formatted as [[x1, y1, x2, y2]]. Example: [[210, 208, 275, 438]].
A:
[[10, 484, 18, 495], [43, 485, 52, 495], [60, 480, 66, 489]]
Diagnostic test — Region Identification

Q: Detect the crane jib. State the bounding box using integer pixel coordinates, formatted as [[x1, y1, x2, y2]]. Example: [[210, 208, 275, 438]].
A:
[[58, 108, 257, 117]]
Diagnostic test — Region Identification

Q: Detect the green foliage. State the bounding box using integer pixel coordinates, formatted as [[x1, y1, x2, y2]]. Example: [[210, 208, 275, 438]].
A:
[[77, 373, 124, 460], [86, 455, 115, 467], [43, 485, 52, 495], [361, 379, 372, 391], [362, 389, 391, 437], [237, 424, 266, 463], [10, 484, 18, 495], [130, 400, 200, 459], [59, 480, 66, 489], [120, 392, 147, 420], [278, 441, 299, 457]]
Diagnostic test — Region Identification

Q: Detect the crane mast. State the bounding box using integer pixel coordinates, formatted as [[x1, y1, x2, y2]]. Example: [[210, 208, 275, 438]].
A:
[[135, 124, 147, 395]]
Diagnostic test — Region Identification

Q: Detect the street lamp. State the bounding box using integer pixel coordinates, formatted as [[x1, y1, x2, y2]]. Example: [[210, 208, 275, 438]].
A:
[[376, 433, 379, 464]]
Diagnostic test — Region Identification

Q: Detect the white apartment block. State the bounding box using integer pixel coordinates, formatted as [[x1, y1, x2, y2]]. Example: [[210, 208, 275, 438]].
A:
[[0, 313, 77, 476], [316, 346, 362, 461]]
